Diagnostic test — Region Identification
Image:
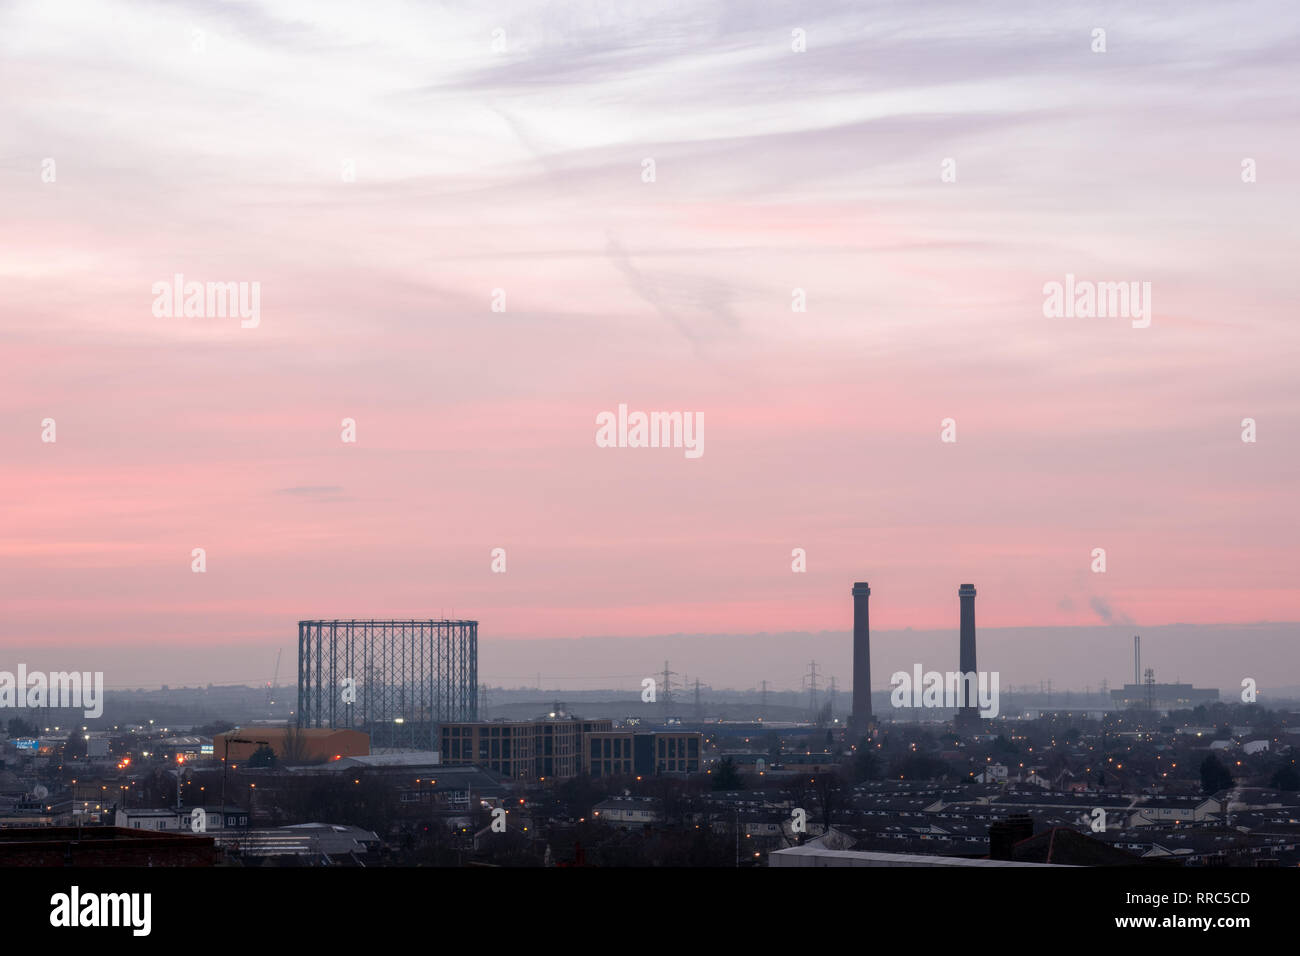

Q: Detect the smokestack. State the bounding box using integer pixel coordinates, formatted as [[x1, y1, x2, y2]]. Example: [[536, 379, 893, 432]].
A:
[[1134, 635, 1140, 687], [958, 583, 977, 722], [851, 582, 872, 734]]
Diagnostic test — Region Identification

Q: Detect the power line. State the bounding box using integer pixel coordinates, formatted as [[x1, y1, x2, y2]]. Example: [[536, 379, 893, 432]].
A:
[[660, 660, 678, 716], [804, 660, 820, 719]]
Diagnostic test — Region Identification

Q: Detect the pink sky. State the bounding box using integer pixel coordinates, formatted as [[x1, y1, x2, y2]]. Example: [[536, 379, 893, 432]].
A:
[[2, 0, 1298, 688]]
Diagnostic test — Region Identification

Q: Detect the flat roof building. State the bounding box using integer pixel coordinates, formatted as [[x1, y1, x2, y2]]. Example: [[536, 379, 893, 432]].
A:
[[586, 731, 702, 777], [1110, 683, 1219, 714], [440, 716, 615, 781], [214, 727, 369, 765]]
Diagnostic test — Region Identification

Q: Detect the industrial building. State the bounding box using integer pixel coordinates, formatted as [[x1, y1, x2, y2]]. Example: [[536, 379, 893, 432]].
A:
[[214, 727, 369, 765], [1110, 683, 1220, 713], [297, 619, 477, 750], [223, 823, 380, 864], [1116, 635, 1219, 713], [289, 759, 512, 816]]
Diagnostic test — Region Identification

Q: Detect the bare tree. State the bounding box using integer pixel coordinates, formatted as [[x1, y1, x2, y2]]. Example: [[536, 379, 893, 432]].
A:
[[278, 724, 309, 764], [812, 771, 845, 832]]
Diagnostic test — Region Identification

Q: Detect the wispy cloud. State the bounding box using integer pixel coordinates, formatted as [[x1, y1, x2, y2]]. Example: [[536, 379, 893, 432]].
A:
[[1, 0, 1297, 659], [1089, 596, 1135, 628]]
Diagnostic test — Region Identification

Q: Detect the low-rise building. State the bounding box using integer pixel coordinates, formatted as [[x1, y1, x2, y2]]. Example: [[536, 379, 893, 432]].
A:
[[214, 727, 369, 765], [1127, 796, 1220, 827], [593, 796, 661, 828], [777, 753, 840, 774], [115, 806, 249, 832]]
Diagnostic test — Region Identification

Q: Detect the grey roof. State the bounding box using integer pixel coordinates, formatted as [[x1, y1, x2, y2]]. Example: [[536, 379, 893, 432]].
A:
[[331, 752, 442, 769], [770, 846, 1070, 867], [219, 823, 379, 857], [595, 796, 659, 810]]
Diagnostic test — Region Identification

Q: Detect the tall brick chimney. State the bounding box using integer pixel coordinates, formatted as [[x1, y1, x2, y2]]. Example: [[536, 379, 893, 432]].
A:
[[958, 583, 978, 724], [850, 582, 872, 735]]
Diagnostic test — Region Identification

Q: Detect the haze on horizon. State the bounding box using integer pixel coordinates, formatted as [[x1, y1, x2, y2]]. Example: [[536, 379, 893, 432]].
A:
[[2, 2, 1298, 687], [7, 620, 1298, 702]]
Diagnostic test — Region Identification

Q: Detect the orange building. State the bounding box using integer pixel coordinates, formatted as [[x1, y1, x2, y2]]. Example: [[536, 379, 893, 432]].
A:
[[213, 727, 369, 765]]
